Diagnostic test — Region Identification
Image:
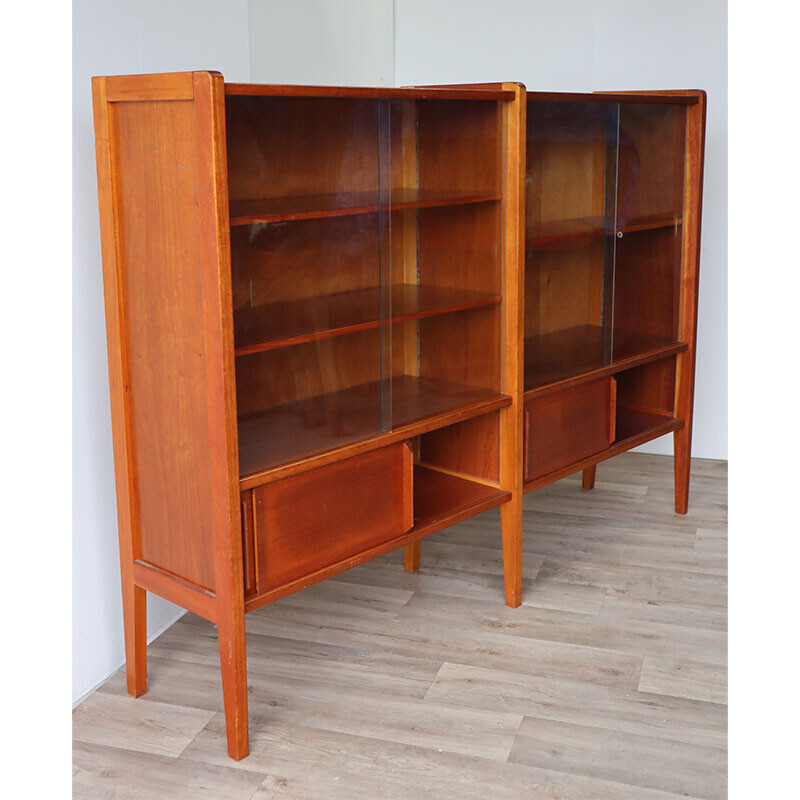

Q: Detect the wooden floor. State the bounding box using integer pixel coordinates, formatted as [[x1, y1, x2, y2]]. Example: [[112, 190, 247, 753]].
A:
[[74, 452, 727, 799]]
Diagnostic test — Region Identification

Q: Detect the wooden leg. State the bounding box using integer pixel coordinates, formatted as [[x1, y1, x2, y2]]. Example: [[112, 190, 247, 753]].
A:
[[582, 465, 597, 490], [122, 581, 147, 697], [674, 427, 691, 514], [500, 494, 523, 608], [217, 610, 249, 760], [404, 541, 420, 571]]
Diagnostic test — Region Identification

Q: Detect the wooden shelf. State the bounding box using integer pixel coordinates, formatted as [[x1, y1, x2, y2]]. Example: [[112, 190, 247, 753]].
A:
[[238, 375, 511, 486], [234, 284, 501, 356], [524, 324, 687, 394], [526, 214, 681, 249], [230, 188, 501, 226]]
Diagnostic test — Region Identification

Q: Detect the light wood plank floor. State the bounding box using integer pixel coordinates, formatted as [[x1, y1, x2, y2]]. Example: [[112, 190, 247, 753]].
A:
[[74, 452, 727, 799]]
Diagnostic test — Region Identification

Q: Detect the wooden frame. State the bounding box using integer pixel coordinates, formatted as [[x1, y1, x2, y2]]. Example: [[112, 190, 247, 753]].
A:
[[92, 72, 704, 761], [92, 71, 525, 760]]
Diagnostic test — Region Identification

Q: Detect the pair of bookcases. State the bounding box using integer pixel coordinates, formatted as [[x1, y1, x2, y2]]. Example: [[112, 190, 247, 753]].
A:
[[92, 71, 705, 759]]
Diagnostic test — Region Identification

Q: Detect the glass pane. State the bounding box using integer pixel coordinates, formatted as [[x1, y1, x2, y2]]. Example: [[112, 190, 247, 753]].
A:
[[611, 103, 686, 361], [525, 101, 620, 390], [384, 97, 506, 431], [225, 95, 390, 475]]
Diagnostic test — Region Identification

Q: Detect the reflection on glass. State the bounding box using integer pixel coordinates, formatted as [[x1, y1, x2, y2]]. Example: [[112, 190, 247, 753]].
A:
[[524, 99, 688, 391], [227, 96, 389, 472], [612, 103, 686, 362]]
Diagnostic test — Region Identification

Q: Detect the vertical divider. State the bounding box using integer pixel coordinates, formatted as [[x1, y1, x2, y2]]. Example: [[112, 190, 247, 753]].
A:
[[673, 92, 707, 513], [499, 83, 526, 608]]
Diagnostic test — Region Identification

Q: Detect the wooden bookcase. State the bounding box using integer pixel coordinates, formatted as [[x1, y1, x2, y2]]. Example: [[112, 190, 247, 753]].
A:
[[520, 89, 706, 508], [91, 71, 525, 760], [91, 71, 704, 762]]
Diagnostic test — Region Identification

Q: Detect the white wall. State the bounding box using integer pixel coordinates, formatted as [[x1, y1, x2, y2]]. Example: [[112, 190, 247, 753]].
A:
[[247, 0, 393, 85], [72, 0, 250, 705], [394, 0, 728, 460]]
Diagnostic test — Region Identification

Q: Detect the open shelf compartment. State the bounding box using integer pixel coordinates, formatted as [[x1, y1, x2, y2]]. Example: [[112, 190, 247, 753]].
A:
[[242, 462, 510, 611]]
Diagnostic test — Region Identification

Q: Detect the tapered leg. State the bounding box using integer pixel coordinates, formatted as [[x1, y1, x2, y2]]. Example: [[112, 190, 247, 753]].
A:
[[674, 427, 691, 514], [404, 541, 420, 571], [122, 581, 147, 697], [217, 611, 249, 760], [582, 465, 597, 490], [501, 495, 523, 608]]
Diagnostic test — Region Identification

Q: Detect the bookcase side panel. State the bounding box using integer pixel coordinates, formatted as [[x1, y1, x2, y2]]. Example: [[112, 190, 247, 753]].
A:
[[97, 72, 240, 594]]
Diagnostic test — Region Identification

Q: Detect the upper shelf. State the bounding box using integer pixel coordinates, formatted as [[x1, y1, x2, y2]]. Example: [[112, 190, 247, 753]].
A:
[[229, 188, 501, 226], [234, 284, 502, 356], [526, 214, 682, 250]]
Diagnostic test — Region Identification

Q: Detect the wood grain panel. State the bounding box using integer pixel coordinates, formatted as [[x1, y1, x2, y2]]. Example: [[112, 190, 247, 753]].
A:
[[615, 357, 676, 415], [230, 215, 381, 309], [613, 226, 681, 345], [225, 96, 381, 204], [252, 444, 413, 593], [108, 87, 240, 591], [420, 413, 501, 482], [94, 71, 247, 758], [417, 202, 502, 393], [417, 100, 500, 194], [526, 101, 613, 231], [524, 378, 615, 481], [525, 239, 608, 338], [616, 103, 686, 225]]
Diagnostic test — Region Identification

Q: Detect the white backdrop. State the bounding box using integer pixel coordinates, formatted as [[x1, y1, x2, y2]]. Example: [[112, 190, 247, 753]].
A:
[[73, 0, 727, 703]]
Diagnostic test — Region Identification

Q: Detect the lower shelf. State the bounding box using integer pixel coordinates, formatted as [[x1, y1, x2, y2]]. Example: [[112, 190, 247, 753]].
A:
[[523, 405, 683, 493], [524, 324, 686, 393], [243, 465, 510, 611], [615, 406, 681, 443], [238, 375, 510, 485], [412, 466, 510, 535]]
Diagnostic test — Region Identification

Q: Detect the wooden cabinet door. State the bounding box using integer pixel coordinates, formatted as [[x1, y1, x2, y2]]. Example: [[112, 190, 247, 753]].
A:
[[524, 378, 616, 481]]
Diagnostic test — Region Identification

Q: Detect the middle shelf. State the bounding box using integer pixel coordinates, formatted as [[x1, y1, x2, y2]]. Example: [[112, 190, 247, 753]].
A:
[[234, 283, 502, 356], [526, 213, 682, 249], [229, 188, 501, 226], [238, 374, 511, 485]]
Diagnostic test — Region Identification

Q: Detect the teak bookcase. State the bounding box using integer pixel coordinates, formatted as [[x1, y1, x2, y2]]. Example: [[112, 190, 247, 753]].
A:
[[91, 71, 704, 761], [92, 71, 525, 760]]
